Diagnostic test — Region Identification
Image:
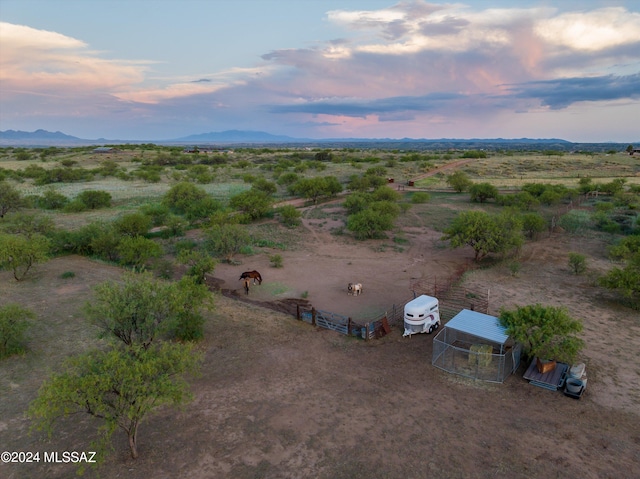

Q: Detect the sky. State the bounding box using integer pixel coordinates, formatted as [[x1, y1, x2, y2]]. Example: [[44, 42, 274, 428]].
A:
[[1, 0, 639, 142]]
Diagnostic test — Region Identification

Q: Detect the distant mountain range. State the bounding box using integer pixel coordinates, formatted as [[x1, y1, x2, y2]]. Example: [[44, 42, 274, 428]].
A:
[[0, 129, 634, 150], [0, 129, 81, 141], [174, 130, 300, 142]]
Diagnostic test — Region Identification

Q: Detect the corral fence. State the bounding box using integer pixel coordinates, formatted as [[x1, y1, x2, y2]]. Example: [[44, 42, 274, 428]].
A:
[[294, 265, 489, 340], [409, 275, 489, 321], [296, 306, 392, 340]]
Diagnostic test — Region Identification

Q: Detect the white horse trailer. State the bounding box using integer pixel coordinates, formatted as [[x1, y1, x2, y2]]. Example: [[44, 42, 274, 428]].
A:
[[403, 295, 440, 337]]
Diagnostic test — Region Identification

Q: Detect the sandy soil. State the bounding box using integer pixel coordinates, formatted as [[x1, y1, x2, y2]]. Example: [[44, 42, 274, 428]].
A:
[[1, 217, 639, 479], [212, 221, 463, 321]]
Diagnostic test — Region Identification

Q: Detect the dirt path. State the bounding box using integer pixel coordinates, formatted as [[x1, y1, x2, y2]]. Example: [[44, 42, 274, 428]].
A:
[[273, 158, 474, 210]]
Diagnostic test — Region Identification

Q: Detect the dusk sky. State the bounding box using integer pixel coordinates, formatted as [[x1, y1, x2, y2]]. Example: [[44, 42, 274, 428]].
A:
[[1, 0, 639, 142]]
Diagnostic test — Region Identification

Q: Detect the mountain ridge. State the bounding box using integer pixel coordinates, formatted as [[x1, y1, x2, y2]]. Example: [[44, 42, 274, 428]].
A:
[[0, 129, 635, 148]]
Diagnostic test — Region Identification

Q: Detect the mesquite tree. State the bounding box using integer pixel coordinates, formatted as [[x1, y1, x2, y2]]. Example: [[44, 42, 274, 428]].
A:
[[29, 342, 202, 461], [499, 304, 584, 364]]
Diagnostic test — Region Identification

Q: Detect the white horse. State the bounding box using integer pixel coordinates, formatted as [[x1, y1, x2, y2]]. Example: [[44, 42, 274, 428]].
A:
[[348, 283, 363, 296]]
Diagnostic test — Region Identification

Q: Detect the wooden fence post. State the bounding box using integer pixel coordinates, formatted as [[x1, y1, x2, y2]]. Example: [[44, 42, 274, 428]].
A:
[[486, 289, 490, 314], [365, 322, 370, 341], [348, 317, 352, 336], [311, 307, 316, 326], [296, 304, 300, 321]]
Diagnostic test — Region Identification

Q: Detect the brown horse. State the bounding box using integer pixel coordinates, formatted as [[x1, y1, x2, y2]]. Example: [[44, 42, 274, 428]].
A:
[[242, 278, 250, 295], [239, 270, 262, 285]]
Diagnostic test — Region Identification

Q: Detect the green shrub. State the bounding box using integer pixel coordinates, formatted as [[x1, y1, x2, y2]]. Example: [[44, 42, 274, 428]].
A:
[[0, 213, 55, 238], [89, 226, 121, 261], [184, 197, 222, 222], [509, 261, 521, 277], [140, 203, 170, 226], [347, 209, 394, 240], [62, 199, 88, 212], [499, 304, 584, 364], [115, 213, 152, 237], [364, 166, 387, 177], [371, 186, 400, 202], [251, 178, 277, 195], [19, 164, 46, 179], [447, 171, 473, 193], [593, 212, 622, 234], [343, 192, 371, 215], [497, 192, 539, 210], [270, 254, 284, 268], [165, 215, 188, 237], [461, 150, 487, 159], [132, 165, 163, 183], [446, 171, 472, 193], [76, 190, 112, 209], [568, 252, 587, 274], [0, 304, 34, 359], [288, 176, 343, 204], [204, 224, 251, 262], [177, 249, 216, 284], [60, 271, 75, 279], [608, 235, 640, 261], [96, 160, 122, 177], [278, 205, 301, 227], [346, 175, 371, 192], [558, 210, 592, 233], [0, 233, 50, 281], [151, 258, 175, 280], [174, 238, 198, 254], [411, 192, 431, 204], [370, 200, 400, 218], [36, 189, 68, 210], [33, 167, 93, 185], [521, 212, 547, 239], [162, 182, 208, 215], [277, 172, 299, 186], [14, 149, 32, 161], [53, 221, 103, 255], [229, 190, 273, 221], [117, 236, 162, 270], [469, 183, 498, 203], [539, 189, 563, 206]]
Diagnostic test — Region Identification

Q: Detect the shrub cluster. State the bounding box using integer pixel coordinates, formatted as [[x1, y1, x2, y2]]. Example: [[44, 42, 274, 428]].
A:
[[345, 186, 401, 240]]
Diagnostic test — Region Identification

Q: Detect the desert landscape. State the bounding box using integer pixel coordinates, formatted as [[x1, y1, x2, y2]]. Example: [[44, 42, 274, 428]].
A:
[[4, 2, 640, 477], [1, 146, 639, 479]]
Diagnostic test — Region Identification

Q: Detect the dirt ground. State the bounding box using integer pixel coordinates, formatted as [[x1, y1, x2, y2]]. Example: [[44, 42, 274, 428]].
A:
[[212, 216, 463, 321], [1, 216, 639, 479]]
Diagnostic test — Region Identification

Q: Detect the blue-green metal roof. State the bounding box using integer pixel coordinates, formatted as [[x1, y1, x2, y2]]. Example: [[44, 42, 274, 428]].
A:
[[445, 309, 509, 344]]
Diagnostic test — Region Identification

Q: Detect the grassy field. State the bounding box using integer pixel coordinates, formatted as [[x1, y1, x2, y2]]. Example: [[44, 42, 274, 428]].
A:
[[1, 147, 635, 213], [1, 145, 636, 237]]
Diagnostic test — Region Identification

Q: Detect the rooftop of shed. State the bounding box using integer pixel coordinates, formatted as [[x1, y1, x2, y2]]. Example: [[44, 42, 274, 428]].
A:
[[445, 309, 510, 345]]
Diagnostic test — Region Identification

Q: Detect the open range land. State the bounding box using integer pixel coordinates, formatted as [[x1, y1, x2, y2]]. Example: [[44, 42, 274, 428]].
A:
[[1, 145, 639, 478]]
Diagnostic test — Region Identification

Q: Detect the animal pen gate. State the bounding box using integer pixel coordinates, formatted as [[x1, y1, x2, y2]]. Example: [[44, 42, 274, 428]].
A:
[[297, 306, 390, 340], [432, 309, 521, 383]]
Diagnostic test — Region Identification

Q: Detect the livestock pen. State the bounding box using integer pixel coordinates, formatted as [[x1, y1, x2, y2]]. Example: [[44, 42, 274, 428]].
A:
[[432, 309, 522, 383]]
